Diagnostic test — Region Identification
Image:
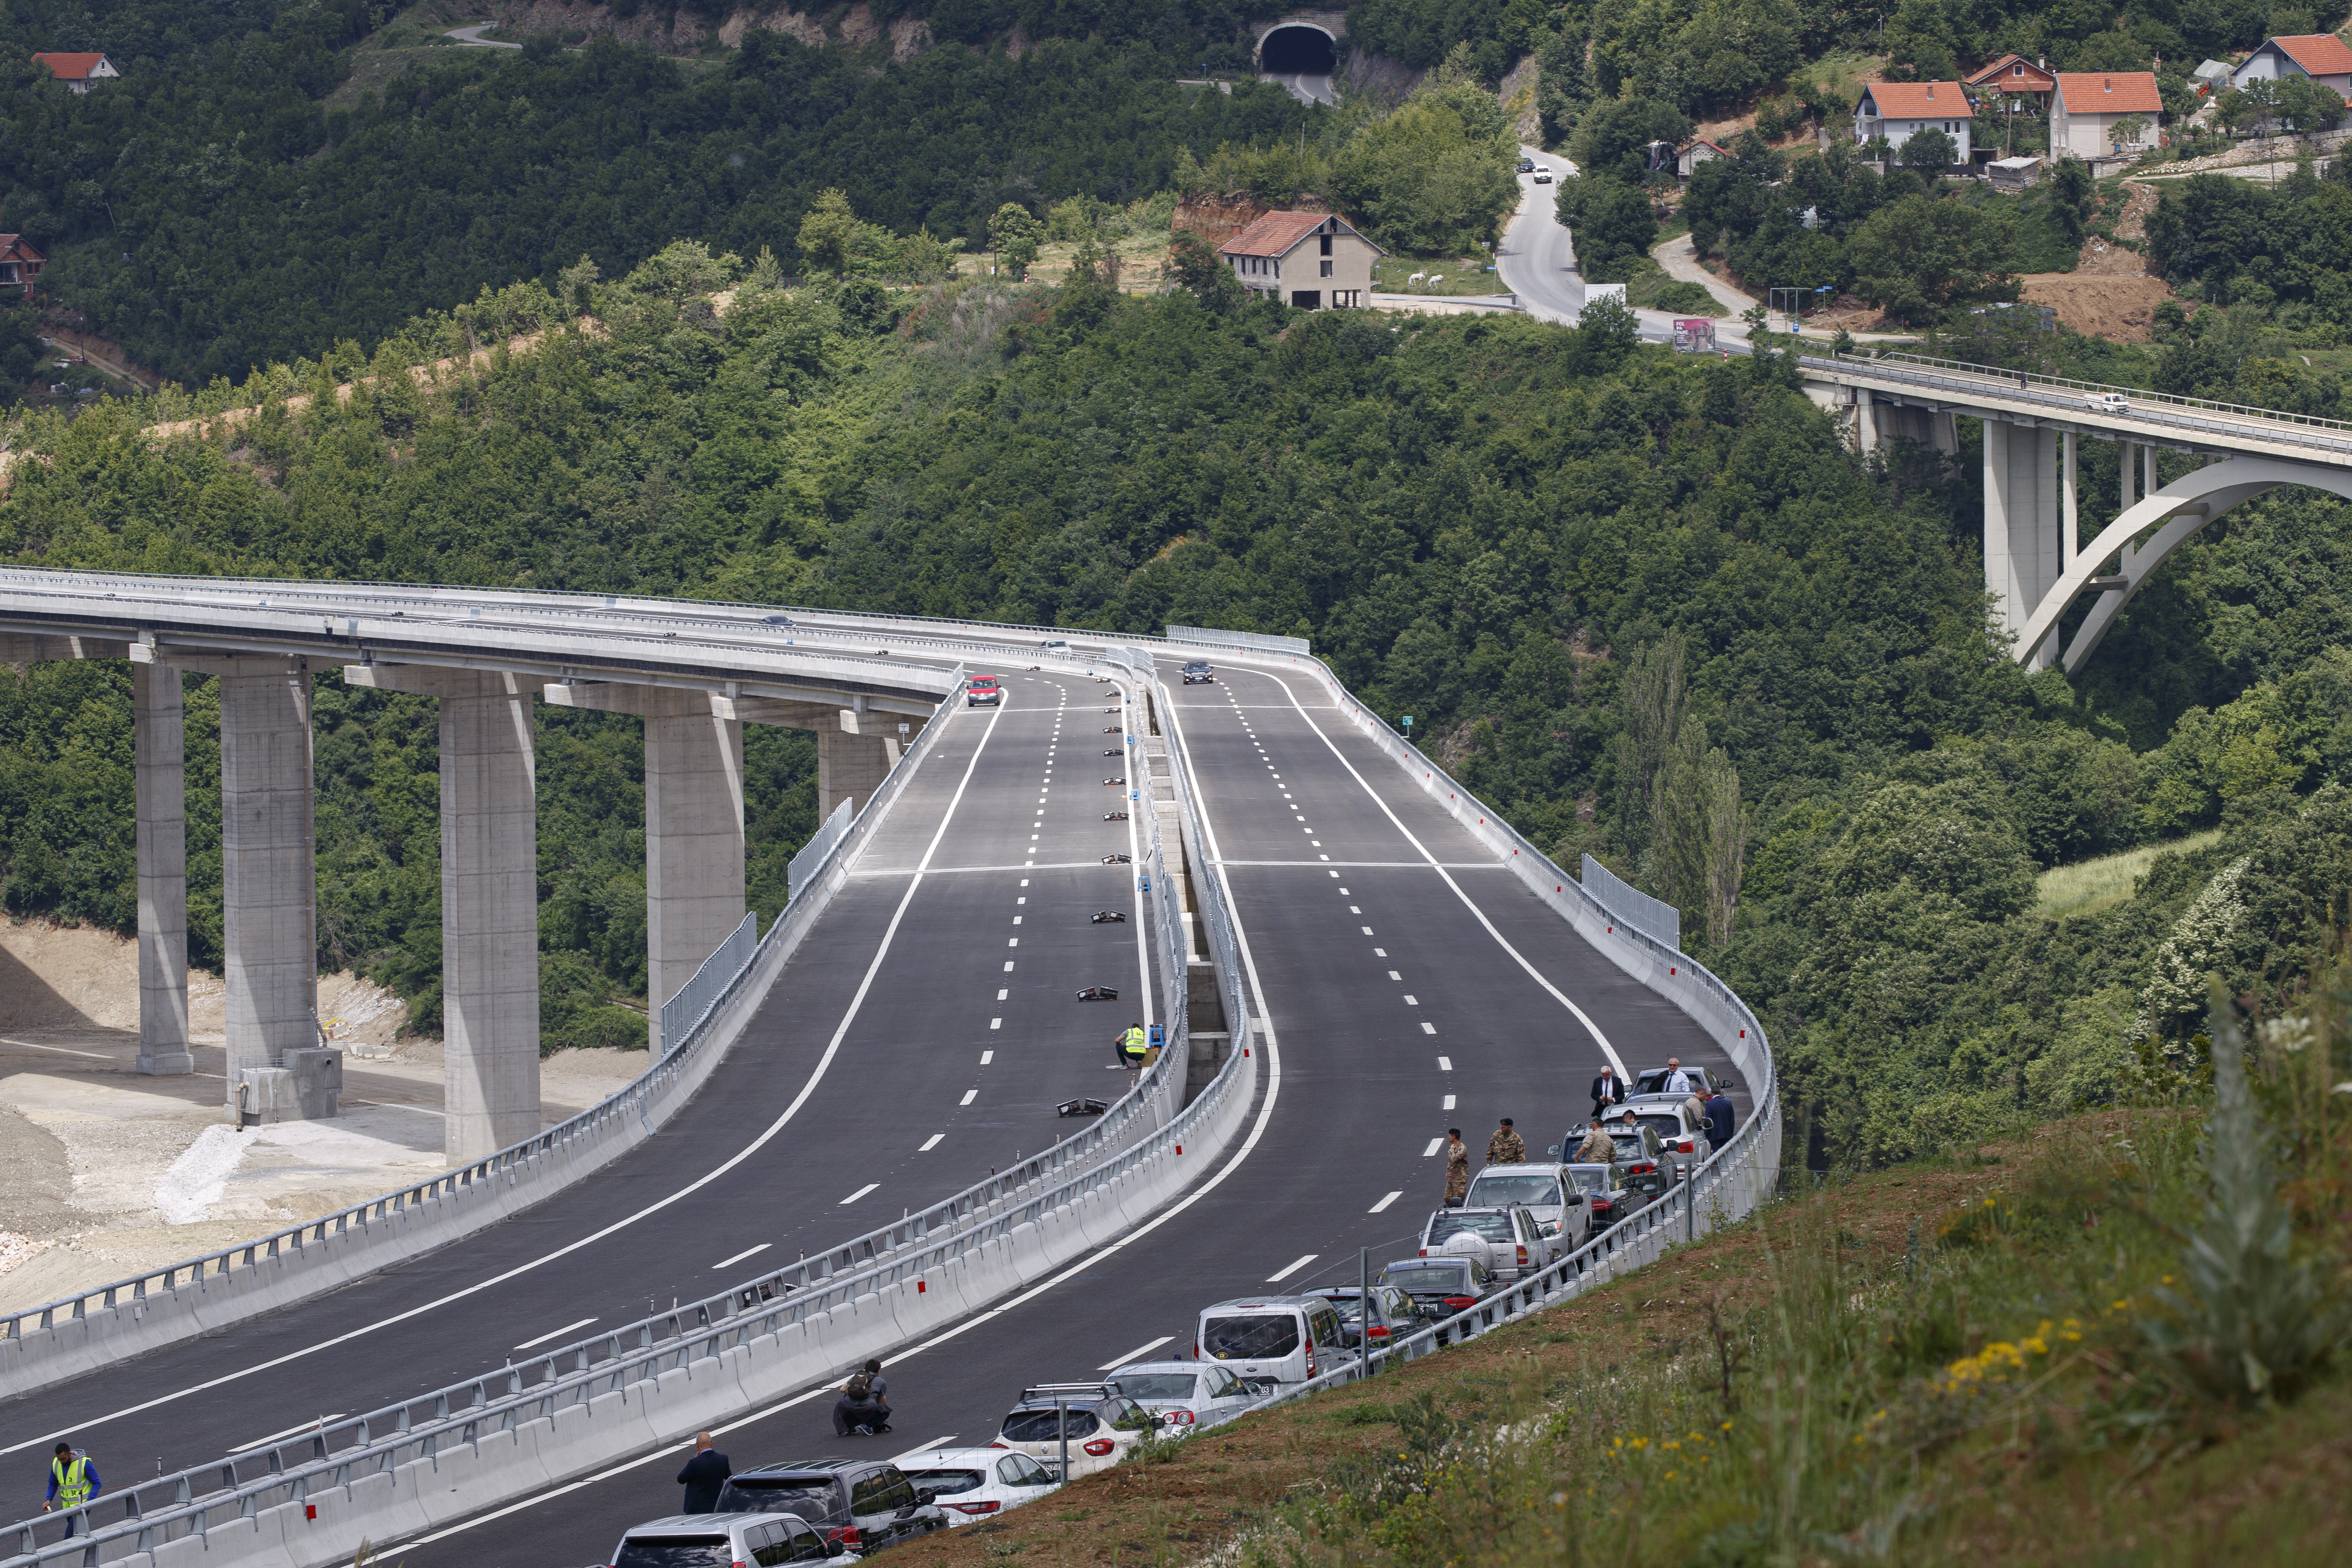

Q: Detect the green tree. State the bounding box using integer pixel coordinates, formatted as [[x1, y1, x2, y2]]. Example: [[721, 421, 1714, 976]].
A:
[[1898, 125, 1958, 181], [1847, 195, 2018, 323], [797, 188, 872, 277], [1164, 230, 1245, 311], [1329, 80, 1520, 254], [1567, 97, 1694, 183], [1553, 175, 1658, 283], [989, 203, 1046, 281], [2276, 74, 2347, 140]]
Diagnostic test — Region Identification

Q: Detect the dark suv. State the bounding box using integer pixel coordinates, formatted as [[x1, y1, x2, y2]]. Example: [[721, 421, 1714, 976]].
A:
[[1181, 660, 1214, 684], [716, 1459, 950, 1554]]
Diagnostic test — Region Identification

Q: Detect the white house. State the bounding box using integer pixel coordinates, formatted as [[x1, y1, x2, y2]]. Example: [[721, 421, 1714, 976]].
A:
[[1852, 81, 1974, 164], [1217, 211, 1383, 311], [2227, 34, 2352, 101], [2051, 72, 2163, 158], [30, 52, 118, 92]]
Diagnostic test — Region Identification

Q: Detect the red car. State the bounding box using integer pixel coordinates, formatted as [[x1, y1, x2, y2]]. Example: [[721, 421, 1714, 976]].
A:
[[967, 675, 1002, 708]]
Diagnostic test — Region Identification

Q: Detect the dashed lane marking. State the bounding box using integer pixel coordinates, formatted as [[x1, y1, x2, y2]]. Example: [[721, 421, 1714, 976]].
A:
[[513, 1317, 598, 1351], [712, 1244, 772, 1271], [1369, 1192, 1402, 1214], [1265, 1254, 1318, 1282], [960, 1089, 979, 1106], [1422, 1138, 1444, 1157], [839, 1183, 880, 1205], [1098, 1336, 1177, 1370], [1437, 1056, 1453, 1070], [919, 1134, 946, 1152]]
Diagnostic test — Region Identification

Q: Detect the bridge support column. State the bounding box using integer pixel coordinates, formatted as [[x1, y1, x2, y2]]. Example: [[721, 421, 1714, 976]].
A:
[[646, 701, 746, 1032], [821, 717, 891, 822], [218, 662, 320, 1111], [1983, 420, 2062, 670], [2062, 430, 2079, 569], [1854, 388, 1876, 456], [133, 663, 191, 1076]]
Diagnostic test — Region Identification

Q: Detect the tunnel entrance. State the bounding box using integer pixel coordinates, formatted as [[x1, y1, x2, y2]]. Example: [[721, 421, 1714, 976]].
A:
[[1259, 25, 1337, 74]]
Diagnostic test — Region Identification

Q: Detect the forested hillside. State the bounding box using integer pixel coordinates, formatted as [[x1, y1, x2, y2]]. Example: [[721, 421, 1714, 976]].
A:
[[5, 244, 2352, 1161]]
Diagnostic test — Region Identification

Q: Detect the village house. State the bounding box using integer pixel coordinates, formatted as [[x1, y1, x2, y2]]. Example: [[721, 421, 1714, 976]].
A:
[[1676, 138, 1728, 178], [1852, 81, 1975, 163], [1217, 211, 1382, 311], [0, 234, 45, 292], [30, 52, 118, 92], [1963, 54, 2056, 102], [2227, 33, 2352, 101], [2050, 72, 2163, 159]]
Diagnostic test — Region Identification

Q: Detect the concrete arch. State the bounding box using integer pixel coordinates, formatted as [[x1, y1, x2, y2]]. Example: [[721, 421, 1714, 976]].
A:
[[2017, 456, 2352, 673], [1254, 12, 1344, 63]]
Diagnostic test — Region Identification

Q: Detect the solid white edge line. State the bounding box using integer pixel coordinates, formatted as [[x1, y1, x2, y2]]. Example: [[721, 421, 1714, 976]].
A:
[[512, 1317, 599, 1352], [1260, 665, 1630, 1080], [1, 701, 1015, 1464], [1125, 694, 1154, 1032], [1097, 1335, 1177, 1371], [711, 1244, 773, 1272], [379, 678, 1289, 1557]]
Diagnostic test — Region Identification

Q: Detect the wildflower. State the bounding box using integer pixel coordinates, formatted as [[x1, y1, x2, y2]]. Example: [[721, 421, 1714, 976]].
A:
[[1720, 1420, 1734, 1432]]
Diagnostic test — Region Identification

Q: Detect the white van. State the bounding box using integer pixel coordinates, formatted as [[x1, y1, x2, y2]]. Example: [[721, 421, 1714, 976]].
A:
[[1194, 1295, 1349, 1392]]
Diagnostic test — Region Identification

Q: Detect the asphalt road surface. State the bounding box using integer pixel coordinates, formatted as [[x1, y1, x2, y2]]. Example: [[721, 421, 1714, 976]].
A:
[[1498, 144, 1584, 323], [0, 672, 1167, 1515], [386, 658, 1737, 1566]]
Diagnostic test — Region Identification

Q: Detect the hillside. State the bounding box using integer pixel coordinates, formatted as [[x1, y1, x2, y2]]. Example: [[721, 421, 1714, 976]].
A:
[[884, 1017, 2352, 1568]]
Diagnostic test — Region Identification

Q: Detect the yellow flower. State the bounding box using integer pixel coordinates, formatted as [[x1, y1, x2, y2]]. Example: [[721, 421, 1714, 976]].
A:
[[1630, 1437, 1649, 1450], [1721, 1420, 1735, 1432]]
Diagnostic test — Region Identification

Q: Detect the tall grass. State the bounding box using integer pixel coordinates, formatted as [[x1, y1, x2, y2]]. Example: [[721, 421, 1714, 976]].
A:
[[2034, 828, 2224, 921]]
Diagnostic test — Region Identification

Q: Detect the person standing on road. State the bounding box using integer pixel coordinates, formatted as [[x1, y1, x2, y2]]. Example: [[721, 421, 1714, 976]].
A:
[[1443, 1129, 1470, 1206], [43, 1443, 99, 1536], [1488, 1118, 1526, 1165], [1575, 1123, 1616, 1163], [1705, 1085, 1735, 1147], [676, 1433, 731, 1514], [1590, 1063, 1626, 1120], [1663, 1058, 1693, 1095]]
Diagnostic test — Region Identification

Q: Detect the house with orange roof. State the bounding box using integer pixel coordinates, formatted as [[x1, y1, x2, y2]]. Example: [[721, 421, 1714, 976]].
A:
[[2228, 33, 2352, 101], [2050, 72, 2162, 158], [0, 234, 45, 292], [30, 52, 117, 92], [1217, 211, 1382, 310], [1852, 81, 1975, 162], [1964, 55, 2056, 101]]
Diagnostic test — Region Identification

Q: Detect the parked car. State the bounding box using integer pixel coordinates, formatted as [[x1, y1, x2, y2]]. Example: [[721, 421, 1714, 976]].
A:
[[1181, 660, 1215, 684], [892, 1447, 1059, 1524], [1415, 1205, 1559, 1280], [1377, 1255, 1497, 1317], [993, 1383, 1161, 1478], [1304, 1284, 1423, 1353], [1106, 1360, 1256, 1431], [1039, 637, 1070, 650], [715, 1460, 950, 1554], [1578, 1121, 1672, 1196], [1562, 1162, 1632, 1229], [1633, 1066, 1716, 1096], [609, 1512, 852, 1568], [1463, 1163, 1592, 1249], [967, 675, 1002, 707], [1194, 1295, 1350, 1391], [1608, 1094, 1714, 1176]]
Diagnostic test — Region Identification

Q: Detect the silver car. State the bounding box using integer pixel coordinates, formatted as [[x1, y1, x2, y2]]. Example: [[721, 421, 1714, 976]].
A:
[[610, 1512, 853, 1568], [1107, 1360, 1255, 1432], [1462, 1163, 1592, 1249], [1609, 1094, 1714, 1175], [1415, 1205, 1559, 1280]]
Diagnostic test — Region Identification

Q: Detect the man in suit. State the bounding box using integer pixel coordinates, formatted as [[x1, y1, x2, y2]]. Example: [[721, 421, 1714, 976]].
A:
[[1590, 1063, 1626, 1120], [1705, 1084, 1735, 1147], [677, 1432, 731, 1513]]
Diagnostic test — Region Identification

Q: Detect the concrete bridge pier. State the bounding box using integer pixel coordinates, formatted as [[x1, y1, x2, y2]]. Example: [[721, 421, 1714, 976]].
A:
[[1981, 420, 2084, 671], [821, 710, 893, 821], [132, 662, 193, 1076], [347, 665, 541, 1161]]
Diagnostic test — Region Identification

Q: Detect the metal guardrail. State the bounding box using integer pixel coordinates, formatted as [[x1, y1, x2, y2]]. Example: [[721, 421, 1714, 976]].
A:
[[1164, 624, 1310, 655], [1580, 854, 1679, 951], [787, 798, 854, 903], [657, 911, 759, 1056], [0, 661, 1252, 1568]]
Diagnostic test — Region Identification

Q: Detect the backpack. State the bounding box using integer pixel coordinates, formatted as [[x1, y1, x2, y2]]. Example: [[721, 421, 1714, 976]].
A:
[[846, 1372, 873, 1400]]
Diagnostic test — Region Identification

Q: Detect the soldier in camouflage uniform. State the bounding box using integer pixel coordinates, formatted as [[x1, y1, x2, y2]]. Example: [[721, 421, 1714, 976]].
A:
[[1487, 1118, 1526, 1165], [1443, 1129, 1470, 1206]]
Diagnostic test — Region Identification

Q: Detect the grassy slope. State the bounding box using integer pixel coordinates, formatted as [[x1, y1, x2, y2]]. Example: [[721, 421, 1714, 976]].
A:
[[884, 1112, 2348, 1568], [2034, 829, 2227, 922]]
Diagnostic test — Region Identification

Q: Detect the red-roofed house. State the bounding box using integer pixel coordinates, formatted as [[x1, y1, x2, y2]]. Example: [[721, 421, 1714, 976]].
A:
[[0, 234, 45, 292], [1676, 138, 1728, 177], [2228, 34, 2352, 101], [1217, 211, 1382, 310], [30, 52, 117, 92], [1964, 54, 2056, 100], [2051, 72, 2162, 158], [1852, 82, 1975, 162]]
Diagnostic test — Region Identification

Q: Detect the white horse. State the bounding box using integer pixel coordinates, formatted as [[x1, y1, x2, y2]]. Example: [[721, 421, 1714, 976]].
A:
[[1428, 275, 1445, 287], [1407, 271, 1426, 286]]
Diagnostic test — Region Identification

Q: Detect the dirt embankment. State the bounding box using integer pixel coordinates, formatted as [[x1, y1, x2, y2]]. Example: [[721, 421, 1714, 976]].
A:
[[2019, 180, 2173, 342]]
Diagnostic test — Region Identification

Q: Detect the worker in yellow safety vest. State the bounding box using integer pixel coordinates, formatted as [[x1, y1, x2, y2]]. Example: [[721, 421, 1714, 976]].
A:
[[1117, 1024, 1150, 1067], [44, 1442, 100, 1536]]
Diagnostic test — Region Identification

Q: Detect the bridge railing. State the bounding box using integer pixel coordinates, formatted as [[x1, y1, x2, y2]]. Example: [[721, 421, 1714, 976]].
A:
[[1821, 349, 2352, 442]]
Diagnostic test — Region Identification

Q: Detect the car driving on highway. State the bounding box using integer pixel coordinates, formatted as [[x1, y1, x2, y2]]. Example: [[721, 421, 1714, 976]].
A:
[[1181, 660, 1215, 684], [994, 1383, 1162, 1478], [610, 1512, 854, 1568], [893, 1446, 1059, 1524], [1195, 1295, 1349, 1391], [716, 1460, 950, 1553], [1463, 1163, 1592, 1248], [2085, 391, 2129, 413], [967, 675, 1002, 707], [1106, 1360, 1256, 1431], [1378, 1256, 1497, 1317], [1415, 1205, 1558, 1280]]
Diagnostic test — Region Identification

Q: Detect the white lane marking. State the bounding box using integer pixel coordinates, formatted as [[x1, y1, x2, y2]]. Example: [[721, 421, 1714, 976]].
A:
[[1098, 1335, 1177, 1370], [1422, 1138, 1444, 1156], [1422, 1022, 1437, 1035], [1007, 937, 1019, 947], [1374, 947, 1387, 956], [1388, 971, 1402, 980], [711, 1244, 772, 1271], [901, 1435, 960, 1456], [1349, 906, 1361, 913], [377, 675, 1290, 1560], [840, 1183, 880, 1205], [1265, 1254, 1318, 1282], [990, 1017, 1002, 1029], [1443, 1094, 1457, 1110], [980, 1050, 994, 1064], [1369, 1192, 1402, 1214], [919, 1134, 946, 1152], [960, 1089, 979, 1106], [1437, 1055, 1453, 1070], [228, 1415, 347, 1455], [1361, 926, 1374, 935], [1403, 995, 1418, 1005], [1004, 961, 1015, 971], [513, 1317, 598, 1351], [1253, 667, 1630, 1079], [996, 990, 1008, 1000], [0, 703, 1014, 1462]]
